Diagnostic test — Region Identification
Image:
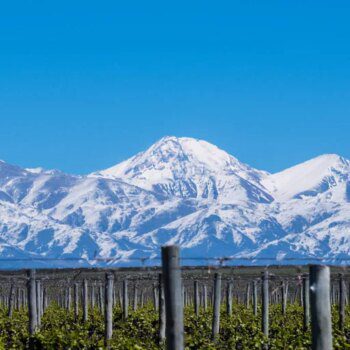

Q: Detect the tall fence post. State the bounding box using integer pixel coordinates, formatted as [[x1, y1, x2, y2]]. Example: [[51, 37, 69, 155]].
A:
[[74, 283, 79, 320], [133, 284, 138, 312], [16, 286, 20, 311], [159, 273, 166, 344], [194, 280, 199, 316], [27, 269, 37, 336], [123, 279, 128, 320], [161, 245, 184, 350], [105, 272, 114, 347], [339, 273, 345, 330], [253, 280, 258, 316], [211, 273, 222, 340], [36, 280, 41, 327], [83, 279, 88, 322], [246, 282, 251, 308], [226, 281, 232, 316], [8, 282, 15, 318], [99, 285, 104, 314], [281, 281, 287, 315], [153, 283, 159, 311], [261, 270, 269, 350], [309, 265, 332, 350], [203, 284, 208, 311], [67, 286, 72, 311], [91, 284, 95, 310], [303, 274, 310, 331], [43, 287, 47, 312]]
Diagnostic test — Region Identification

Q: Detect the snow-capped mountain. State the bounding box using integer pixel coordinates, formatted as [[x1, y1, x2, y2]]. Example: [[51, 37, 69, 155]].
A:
[[96, 137, 272, 203], [0, 137, 349, 268]]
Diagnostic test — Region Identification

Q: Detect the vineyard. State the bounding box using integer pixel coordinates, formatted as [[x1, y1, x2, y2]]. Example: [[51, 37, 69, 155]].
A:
[[0, 248, 348, 349], [1, 301, 349, 349]]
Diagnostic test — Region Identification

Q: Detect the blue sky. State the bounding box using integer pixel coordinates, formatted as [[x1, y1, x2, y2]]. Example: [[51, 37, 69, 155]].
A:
[[0, 1, 350, 174]]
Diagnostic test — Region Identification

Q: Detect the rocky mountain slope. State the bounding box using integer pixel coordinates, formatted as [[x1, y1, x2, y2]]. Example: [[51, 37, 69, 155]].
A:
[[0, 136, 349, 268]]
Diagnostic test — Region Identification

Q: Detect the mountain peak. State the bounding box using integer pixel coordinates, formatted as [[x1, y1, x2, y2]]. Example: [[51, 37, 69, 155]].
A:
[[309, 153, 349, 167], [97, 136, 268, 201], [262, 153, 350, 200], [147, 136, 240, 169], [98, 136, 265, 180]]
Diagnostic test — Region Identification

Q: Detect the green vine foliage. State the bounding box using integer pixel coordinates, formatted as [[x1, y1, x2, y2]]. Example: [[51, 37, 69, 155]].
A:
[[0, 303, 348, 349]]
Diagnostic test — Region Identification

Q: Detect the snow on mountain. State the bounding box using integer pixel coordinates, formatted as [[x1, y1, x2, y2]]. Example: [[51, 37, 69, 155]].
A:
[[97, 136, 272, 204], [0, 137, 349, 268], [262, 154, 350, 201]]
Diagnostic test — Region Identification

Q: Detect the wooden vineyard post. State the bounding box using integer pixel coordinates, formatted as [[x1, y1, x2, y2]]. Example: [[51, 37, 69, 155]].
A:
[[40, 283, 44, 318], [153, 283, 159, 311], [261, 270, 269, 350], [159, 273, 166, 344], [118, 288, 123, 309], [181, 285, 186, 306], [140, 289, 144, 308], [299, 276, 304, 307], [18, 288, 23, 310], [303, 274, 310, 331], [246, 282, 251, 308], [203, 284, 208, 311], [253, 280, 258, 316], [22, 289, 26, 308], [91, 285, 95, 310], [123, 279, 128, 320], [339, 273, 345, 330], [27, 269, 37, 336], [281, 281, 288, 315], [74, 283, 79, 320], [83, 279, 88, 322], [43, 287, 47, 312], [99, 285, 104, 314], [161, 245, 184, 350], [67, 286, 72, 311], [211, 273, 222, 340], [113, 286, 116, 308], [105, 272, 114, 346], [133, 284, 138, 312], [194, 280, 199, 316], [16, 287, 21, 310], [226, 281, 232, 316], [8, 282, 15, 318], [309, 265, 332, 350], [36, 280, 41, 327]]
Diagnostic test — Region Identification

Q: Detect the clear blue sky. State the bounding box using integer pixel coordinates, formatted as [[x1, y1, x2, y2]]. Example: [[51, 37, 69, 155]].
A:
[[1, 1, 350, 174]]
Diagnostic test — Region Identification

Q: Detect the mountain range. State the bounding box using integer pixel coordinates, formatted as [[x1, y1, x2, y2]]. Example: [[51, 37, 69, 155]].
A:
[[0, 136, 349, 268]]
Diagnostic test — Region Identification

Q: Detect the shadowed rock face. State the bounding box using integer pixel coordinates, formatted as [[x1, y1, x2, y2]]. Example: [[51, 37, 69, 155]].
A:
[[0, 137, 349, 267]]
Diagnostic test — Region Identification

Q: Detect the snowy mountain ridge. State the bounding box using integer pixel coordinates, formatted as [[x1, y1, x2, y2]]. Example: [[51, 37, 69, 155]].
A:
[[0, 136, 349, 268]]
